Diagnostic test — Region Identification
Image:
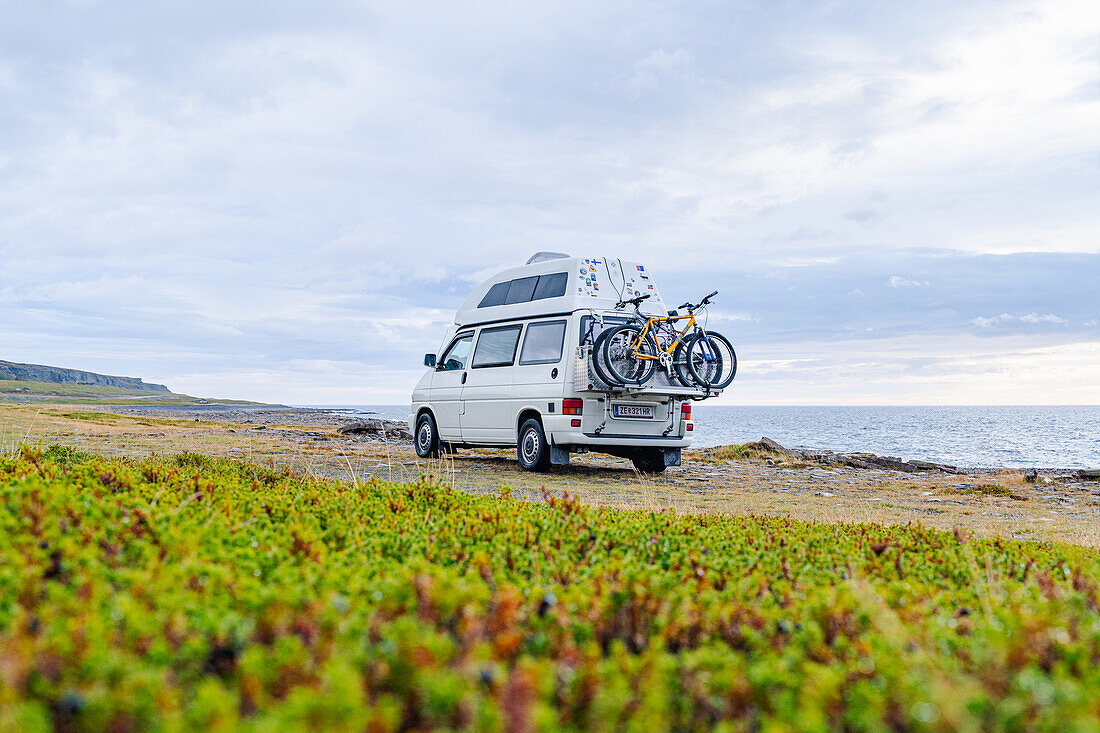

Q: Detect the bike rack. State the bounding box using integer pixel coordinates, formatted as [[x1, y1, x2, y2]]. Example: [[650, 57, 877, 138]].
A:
[[574, 346, 721, 401]]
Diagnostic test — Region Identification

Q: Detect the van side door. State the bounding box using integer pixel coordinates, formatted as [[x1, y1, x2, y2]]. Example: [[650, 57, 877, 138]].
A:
[[431, 331, 473, 441], [461, 323, 522, 444], [511, 317, 568, 428]]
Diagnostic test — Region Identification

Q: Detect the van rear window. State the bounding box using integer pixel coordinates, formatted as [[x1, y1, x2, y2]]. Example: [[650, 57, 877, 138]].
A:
[[477, 272, 568, 308]]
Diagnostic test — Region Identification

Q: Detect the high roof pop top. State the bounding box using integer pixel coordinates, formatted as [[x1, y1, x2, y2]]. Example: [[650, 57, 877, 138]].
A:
[[454, 254, 667, 327]]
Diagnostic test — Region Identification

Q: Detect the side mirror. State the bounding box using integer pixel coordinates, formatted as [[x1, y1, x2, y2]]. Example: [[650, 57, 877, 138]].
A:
[[423, 353, 436, 368]]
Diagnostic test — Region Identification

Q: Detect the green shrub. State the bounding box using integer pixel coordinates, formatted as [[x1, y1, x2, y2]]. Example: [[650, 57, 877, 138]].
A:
[[1, 450, 1099, 730]]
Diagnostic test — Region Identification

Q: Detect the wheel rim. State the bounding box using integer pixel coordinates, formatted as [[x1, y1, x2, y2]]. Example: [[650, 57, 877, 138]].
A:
[[417, 422, 432, 452], [521, 428, 539, 464]]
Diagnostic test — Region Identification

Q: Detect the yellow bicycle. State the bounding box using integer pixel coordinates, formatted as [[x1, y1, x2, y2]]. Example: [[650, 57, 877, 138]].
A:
[[595, 291, 737, 389]]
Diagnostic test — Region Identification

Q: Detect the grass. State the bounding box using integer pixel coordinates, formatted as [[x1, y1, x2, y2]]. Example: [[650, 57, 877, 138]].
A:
[[946, 483, 1015, 497], [0, 380, 260, 406], [2, 446, 1100, 730]]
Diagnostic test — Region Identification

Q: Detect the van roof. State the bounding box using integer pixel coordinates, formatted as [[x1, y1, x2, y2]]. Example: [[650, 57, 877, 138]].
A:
[[454, 255, 668, 326]]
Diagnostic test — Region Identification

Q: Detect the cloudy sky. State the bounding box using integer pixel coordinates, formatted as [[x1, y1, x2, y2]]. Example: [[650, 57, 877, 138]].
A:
[[2, 0, 1098, 405]]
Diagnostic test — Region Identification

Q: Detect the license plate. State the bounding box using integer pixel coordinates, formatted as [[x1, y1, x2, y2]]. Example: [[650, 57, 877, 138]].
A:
[[612, 403, 654, 419]]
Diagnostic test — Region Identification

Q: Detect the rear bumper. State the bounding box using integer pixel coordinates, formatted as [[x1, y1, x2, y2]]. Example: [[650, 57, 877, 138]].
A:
[[543, 415, 692, 449]]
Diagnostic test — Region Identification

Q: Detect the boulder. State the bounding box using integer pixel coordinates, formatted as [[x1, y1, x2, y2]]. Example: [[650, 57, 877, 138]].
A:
[[338, 419, 412, 442]]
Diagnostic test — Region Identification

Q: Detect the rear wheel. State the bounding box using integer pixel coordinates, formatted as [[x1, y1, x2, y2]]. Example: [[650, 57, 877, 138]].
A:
[[632, 448, 667, 474], [590, 330, 621, 387], [601, 325, 658, 386], [517, 418, 551, 472], [414, 413, 440, 458]]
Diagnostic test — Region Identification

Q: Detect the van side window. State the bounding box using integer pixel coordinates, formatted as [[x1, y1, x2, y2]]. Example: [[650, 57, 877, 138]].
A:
[[478, 282, 510, 308], [519, 320, 566, 365], [438, 333, 473, 371], [532, 272, 568, 300], [472, 324, 522, 368], [476, 272, 569, 308], [505, 277, 538, 304]]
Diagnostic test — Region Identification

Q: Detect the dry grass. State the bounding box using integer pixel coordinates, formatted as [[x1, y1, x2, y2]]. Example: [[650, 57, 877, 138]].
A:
[[3, 402, 1099, 548]]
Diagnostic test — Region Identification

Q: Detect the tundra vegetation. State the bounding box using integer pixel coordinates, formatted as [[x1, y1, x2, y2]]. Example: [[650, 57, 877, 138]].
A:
[[2, 445, 1099, 731]]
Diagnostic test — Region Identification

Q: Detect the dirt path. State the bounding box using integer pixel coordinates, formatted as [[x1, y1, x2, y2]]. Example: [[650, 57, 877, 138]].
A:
[[3, 402, 1098, 547]]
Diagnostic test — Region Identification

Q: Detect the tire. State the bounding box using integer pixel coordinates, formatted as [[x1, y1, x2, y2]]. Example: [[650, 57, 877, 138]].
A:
[[414, 413, 440, 458], [517, 418, 551, 472], [671, 339, 705, 388], [684, 332, 727, 389], [590, 330, 622, 387], [688, 331, 737, 389], [632, 448, 667, 474], [600, 325, 658, 386]]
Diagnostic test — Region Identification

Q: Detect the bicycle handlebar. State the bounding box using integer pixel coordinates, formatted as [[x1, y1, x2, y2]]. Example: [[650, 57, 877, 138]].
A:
[[677, 290, 719, 312], [615, 293, 651, 309]]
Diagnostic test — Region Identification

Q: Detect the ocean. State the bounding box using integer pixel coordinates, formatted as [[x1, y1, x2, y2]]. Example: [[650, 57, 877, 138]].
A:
[[311, 404, 1100, 470]]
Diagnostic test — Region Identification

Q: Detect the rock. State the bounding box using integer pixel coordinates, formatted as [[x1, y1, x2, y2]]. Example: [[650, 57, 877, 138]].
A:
[[736, 438, 961, 475], [1024, 468, 1038, 483], [760, 437, 804, 459], [337, 419, 412, 442], [1076, 469, 1100, 480]]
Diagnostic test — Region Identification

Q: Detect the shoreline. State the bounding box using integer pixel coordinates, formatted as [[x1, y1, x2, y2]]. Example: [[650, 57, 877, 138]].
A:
[[94, 402, 1098, 474], [3, 400, 1098, 548]]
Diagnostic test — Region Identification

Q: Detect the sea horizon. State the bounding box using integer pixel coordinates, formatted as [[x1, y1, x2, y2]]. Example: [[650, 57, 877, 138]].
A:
[[297, 403, 1100, 470]]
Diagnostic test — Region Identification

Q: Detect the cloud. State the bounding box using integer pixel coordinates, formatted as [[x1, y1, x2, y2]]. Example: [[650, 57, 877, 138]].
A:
[[887, 275, 925, 288], [0, 0, 1097, 403], [972, 313, 1070, 327]]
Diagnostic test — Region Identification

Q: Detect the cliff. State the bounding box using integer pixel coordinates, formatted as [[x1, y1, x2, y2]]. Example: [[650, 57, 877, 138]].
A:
[[0, 360, 171, 393]]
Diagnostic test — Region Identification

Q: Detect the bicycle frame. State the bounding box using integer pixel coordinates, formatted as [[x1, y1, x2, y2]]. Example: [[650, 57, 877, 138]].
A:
[[623, 310, 700, 362]]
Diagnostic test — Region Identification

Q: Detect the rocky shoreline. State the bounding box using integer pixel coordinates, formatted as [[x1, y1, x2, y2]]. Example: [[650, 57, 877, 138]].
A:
[[97, 403, 1100, 479], [6, 400, 1098, 547]]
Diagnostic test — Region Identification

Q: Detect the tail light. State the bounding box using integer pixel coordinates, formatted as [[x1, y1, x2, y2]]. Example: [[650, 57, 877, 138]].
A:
[[563, 398, 583, 415], [686, 423, 694, 431], [681, 403, 692, 420], [570, 419, 581, 428]]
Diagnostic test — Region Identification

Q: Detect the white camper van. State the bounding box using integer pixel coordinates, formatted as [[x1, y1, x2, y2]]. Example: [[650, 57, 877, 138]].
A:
[[409, 253, 720, 473]]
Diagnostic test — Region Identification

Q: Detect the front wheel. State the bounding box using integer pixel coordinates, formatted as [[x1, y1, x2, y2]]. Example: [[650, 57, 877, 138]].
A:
[[600, 325, 658, 386], [414, 413, 440, 458], [686, 331, 737, 390], [517, 418, 551, 472]]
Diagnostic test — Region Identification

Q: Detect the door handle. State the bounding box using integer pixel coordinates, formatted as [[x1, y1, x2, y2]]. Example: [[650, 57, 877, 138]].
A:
[[461, 372, 467, 384]]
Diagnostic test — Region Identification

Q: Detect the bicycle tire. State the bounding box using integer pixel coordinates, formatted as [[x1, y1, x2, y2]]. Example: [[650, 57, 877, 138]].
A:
[[600, 325, 658, 386], [589, 329, 622, 387], [687, 331, 737, 389]]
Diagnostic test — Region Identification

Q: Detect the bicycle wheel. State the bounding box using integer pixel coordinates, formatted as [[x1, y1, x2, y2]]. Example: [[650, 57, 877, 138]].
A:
[[673, 336, 717, 387], [600, 325, 658, 386], [590, 330, 622, 387], [687, 331, 737, 389]]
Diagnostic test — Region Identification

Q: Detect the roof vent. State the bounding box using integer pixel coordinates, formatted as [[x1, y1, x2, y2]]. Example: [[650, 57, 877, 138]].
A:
[[526, 251, 570, 264]]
